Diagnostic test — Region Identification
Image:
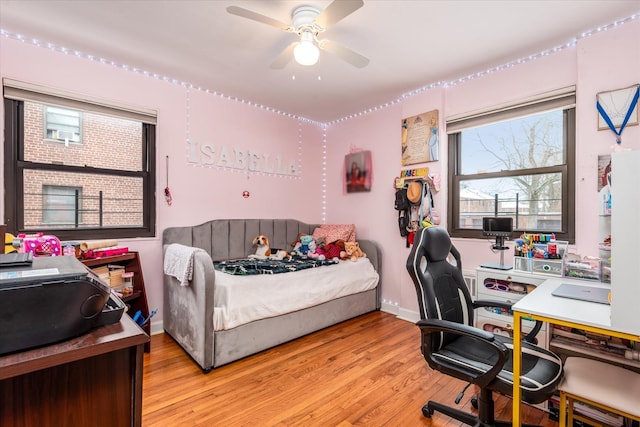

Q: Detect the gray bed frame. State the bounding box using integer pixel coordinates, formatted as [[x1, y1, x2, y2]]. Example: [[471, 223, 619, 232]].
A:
[[162, 219, 381, 372]]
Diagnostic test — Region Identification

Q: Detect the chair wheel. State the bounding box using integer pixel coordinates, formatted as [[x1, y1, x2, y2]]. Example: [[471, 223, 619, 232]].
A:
[[421, 404, 434, 418], [471, 396, 478, 409]]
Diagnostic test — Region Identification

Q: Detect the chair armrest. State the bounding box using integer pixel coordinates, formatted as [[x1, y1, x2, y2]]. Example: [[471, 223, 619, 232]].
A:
[[417, 318, 497, 342], [417, 318, 508, 388], [473, 299, 542, 343]]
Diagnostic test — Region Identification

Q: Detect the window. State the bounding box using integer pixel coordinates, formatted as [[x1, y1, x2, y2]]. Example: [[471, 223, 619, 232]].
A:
[[45, 106, 82, 143], [41, 185, 82, 225], [447, 89, 575, 242], [4, 80, 156, 240]]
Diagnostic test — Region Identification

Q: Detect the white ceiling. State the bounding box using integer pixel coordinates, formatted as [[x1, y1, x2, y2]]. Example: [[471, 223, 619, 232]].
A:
[[1, 0, 639, 122]]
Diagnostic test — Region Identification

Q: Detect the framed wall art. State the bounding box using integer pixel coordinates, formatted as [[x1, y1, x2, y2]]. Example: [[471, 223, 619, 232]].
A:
[[401, 109, 439, 166], [345, 150, 372, 193], [597, 84, 639, 131]]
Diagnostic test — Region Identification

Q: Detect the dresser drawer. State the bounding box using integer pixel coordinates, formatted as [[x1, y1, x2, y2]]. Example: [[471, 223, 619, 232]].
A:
[[476, 269, 544, 302], [477, 281, 528, 302], [477, 314, 548, 347], [477, 306, 546, 333]]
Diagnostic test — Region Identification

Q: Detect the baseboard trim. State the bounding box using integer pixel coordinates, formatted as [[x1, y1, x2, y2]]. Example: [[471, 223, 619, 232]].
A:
[[150, 320, 163, 335], [396, 308, 419, 323], [380, 302, 419, 323]]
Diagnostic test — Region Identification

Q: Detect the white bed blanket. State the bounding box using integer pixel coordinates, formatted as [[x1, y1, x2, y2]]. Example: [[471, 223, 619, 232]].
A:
[[213, 258, 379, 331]]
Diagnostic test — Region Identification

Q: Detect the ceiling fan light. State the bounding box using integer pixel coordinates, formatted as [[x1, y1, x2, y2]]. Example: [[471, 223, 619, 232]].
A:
[[294, 40, 320, 66]]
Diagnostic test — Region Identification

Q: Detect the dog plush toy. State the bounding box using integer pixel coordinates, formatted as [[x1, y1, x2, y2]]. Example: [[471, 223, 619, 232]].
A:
[[343, 241, 367, 262], [248, 235, 290, 260]]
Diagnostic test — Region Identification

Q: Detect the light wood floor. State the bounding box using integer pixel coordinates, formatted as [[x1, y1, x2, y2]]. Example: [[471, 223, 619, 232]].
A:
[[142, 311, 559, 426]]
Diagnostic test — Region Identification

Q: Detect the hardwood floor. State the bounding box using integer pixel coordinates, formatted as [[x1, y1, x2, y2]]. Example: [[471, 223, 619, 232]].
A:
[[142, 311, 559, 426]]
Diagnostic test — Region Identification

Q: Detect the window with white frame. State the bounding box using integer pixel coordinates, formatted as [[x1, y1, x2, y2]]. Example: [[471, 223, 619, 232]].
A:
[[447, 88, 576, 243], [3, 79, 157, 240], [45, 106, 82, 143]]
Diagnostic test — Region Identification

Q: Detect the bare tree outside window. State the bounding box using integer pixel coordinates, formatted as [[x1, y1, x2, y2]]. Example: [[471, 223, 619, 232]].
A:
[[449, 105, 575, 242]]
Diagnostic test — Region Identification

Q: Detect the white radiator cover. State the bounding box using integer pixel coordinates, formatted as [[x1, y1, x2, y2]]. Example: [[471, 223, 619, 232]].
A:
[[462, 269, 477, 299]]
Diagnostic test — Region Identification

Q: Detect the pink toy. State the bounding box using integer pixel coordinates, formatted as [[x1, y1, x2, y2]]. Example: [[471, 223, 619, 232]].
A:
[[18, 233, 62, 256]]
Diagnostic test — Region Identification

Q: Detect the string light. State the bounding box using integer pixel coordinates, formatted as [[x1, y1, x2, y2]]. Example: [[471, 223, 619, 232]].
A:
[[297, 121, 304, 179], [4, 12, 636, 221], [321, 125, 328, 223], [185, 87, 191, 164], [1, 11, 637, 128]]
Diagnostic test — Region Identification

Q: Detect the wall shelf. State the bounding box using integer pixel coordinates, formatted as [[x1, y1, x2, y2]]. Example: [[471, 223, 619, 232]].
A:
[[82, 251, 150, 352]]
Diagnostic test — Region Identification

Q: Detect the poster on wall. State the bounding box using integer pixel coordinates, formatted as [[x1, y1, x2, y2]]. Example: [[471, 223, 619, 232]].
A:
[[401, 110, 439, 166], [345, 150, 372, 193], [597, 154, 612, 215]]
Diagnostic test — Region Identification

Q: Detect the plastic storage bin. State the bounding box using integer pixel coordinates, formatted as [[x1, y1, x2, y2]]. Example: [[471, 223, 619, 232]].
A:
[[532, 259, 563, 276], [600, 259, 611, 283], [513, 257, 532, 272], [564, 258, 601, 281]]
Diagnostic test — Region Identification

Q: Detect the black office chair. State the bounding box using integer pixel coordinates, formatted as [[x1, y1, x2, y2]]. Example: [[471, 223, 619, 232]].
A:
[[406, 226, 563, 427]]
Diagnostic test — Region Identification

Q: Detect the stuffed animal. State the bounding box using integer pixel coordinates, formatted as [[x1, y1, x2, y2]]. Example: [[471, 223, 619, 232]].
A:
[[248, 235, 290, 260], [344, 241, 367, 262], [292, 234, 315, 258], [248, 235, 272, 260], [313, 237, 328, 261], [313, 238, 342, 262], [306, 238, 322, 259], [290, 232, 306, 252], [333, 239, 348, 261]]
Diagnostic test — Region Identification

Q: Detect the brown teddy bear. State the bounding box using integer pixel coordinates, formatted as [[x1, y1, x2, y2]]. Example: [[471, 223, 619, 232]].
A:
[[343, 241, 367, 262]]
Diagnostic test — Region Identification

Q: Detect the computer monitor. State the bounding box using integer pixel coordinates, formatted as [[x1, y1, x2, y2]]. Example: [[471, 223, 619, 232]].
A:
[[482, 217, 513, 238], [481, 217, 513, 270]]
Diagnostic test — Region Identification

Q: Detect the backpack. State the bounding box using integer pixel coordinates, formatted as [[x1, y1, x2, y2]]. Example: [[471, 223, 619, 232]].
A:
[[394, 188, 410, 237], [394, 188, 409, 211]]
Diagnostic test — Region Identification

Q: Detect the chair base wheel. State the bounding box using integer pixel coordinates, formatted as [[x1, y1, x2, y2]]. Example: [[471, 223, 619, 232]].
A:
[[421, 404, 434, 418], [471, 396, 478, 409]]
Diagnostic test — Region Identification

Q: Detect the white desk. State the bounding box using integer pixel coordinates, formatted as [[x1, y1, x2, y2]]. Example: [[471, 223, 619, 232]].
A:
[[511, 277, 640, 426]]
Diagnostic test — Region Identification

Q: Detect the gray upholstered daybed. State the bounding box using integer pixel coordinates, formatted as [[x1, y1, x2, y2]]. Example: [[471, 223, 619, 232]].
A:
[[162, 219, 381, 372]]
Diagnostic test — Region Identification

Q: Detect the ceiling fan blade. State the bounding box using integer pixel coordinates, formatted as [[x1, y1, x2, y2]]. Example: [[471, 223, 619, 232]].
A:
[[226, 6, 293, 31], [318, 39, 369, 68], [270, 42, 297, 69], [315, 0, 364, 30]]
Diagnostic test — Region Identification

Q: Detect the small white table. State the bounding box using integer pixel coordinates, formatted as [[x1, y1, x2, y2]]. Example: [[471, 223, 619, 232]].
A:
[[511, 277, 640, 426]]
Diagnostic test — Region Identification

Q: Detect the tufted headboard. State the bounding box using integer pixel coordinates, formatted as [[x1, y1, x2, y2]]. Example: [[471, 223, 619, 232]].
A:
[[162, 218, 379, 273]]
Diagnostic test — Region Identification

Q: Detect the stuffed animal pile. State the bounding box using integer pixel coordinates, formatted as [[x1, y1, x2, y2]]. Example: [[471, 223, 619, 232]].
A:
[[291, 233, 366, 262]]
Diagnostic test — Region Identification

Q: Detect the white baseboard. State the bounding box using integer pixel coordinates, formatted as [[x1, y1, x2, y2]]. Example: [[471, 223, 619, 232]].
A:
[[380, 301, 399, 315], [380, 302, 419, 324], [396, 308, 420, 323], [150, 320, 163, 335]]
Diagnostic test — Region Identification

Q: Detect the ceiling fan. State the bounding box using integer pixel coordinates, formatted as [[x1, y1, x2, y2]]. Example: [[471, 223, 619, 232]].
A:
[[227, 0, 369, 69]]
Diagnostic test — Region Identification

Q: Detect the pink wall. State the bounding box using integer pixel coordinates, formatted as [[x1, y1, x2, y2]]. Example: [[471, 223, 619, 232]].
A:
[[0, 38, 325, 324], [325, 20, 640, 316], [1, 18, 638, 326]]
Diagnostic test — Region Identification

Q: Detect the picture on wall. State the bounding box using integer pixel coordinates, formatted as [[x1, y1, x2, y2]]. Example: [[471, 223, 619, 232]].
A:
[[596, 84, 639, 130], [598, 154, 612, 215], [345, 150, 372, 193], [401, 109, 439, 166]]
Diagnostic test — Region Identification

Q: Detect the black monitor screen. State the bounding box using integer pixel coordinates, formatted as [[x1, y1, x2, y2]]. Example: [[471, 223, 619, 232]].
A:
[[482, 217, 513, 237]]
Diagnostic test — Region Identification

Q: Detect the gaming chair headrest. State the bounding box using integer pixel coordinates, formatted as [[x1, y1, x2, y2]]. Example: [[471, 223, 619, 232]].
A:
[[421, 227, 452, 262]]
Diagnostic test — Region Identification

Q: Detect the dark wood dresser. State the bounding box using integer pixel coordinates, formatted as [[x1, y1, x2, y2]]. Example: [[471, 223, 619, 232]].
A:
[[0, 315, 149, 427]]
